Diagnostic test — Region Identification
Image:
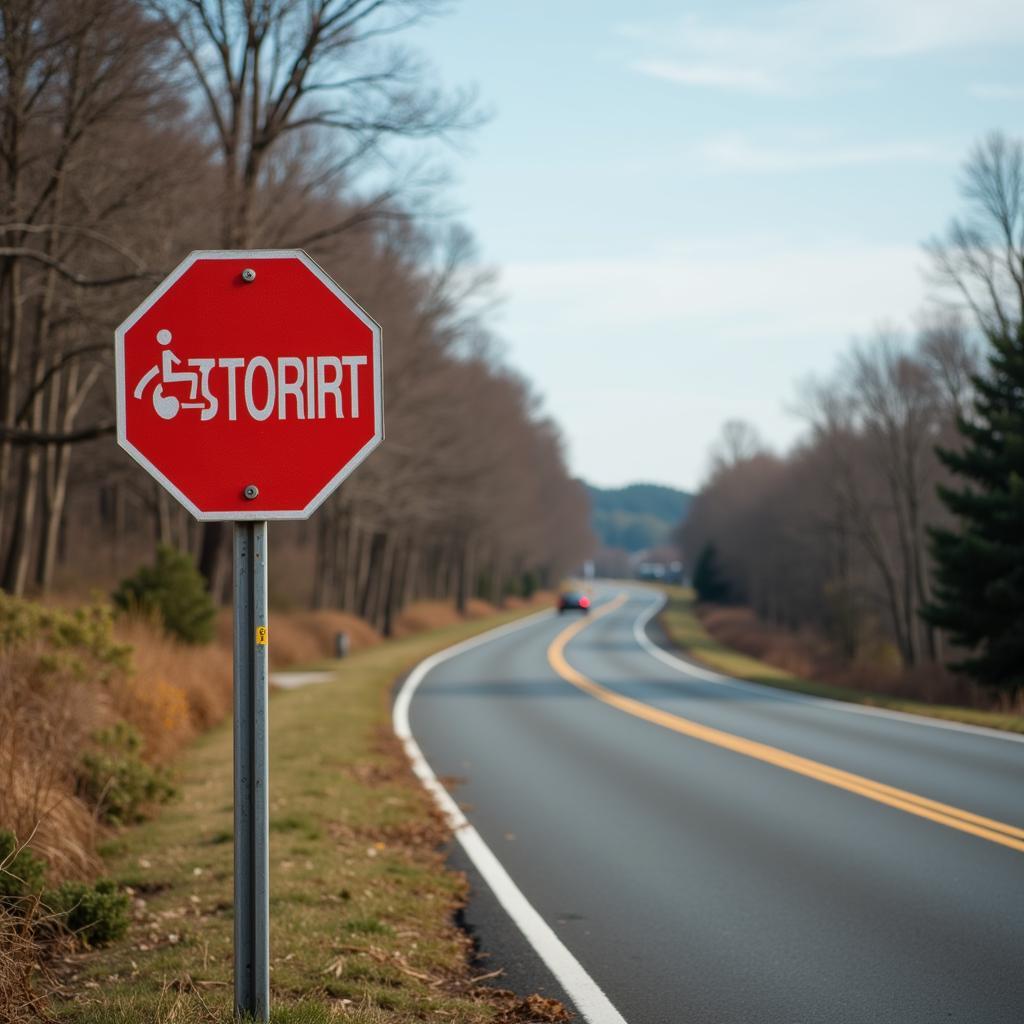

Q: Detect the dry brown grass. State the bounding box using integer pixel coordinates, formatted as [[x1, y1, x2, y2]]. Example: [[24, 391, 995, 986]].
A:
[[393, 600, 483, 635], [0, 652, 105, 882], [464, 598, 497, 618], [697, 603, 990, 708], [393, 592, 554, 637], [113, 618, 232, 757], [501, 592, 554, 610], [214, 606, 382, 668], [117, 606, 385, 766], [0, 895, 63, 1024], [699, 606, 827, 680]]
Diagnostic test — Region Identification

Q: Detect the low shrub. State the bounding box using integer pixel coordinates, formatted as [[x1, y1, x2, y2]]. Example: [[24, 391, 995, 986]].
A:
[[77, 723, 175, 825], [0, 830, 46, 903], [113, 545, 215, 645], [0, 829, 128, 951], [47, 879, 129, 947], [0, 591, 129, 683]]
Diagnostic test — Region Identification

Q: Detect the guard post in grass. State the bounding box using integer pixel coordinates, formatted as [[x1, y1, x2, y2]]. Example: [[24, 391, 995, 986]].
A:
[[114, 250, 383, 1020]]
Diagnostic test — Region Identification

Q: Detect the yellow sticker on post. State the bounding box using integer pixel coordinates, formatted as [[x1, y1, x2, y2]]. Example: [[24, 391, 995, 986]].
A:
[[255, 625, 268, 645]]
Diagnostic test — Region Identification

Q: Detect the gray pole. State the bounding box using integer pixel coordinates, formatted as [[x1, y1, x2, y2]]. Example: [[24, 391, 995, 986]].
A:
[[233, 521, 270, 1020]]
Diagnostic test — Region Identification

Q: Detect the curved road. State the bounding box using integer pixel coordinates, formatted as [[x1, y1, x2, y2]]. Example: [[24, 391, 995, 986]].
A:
[[405, 585, 1024, 1023]]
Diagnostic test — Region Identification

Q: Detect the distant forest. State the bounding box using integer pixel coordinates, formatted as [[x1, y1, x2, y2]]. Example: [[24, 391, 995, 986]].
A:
[[586, 483, 692, 553]]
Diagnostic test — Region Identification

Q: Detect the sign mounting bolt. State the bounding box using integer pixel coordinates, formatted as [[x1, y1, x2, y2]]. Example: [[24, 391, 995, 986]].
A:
[[242, 268, 256, 283], [243, 484, 259, 500]]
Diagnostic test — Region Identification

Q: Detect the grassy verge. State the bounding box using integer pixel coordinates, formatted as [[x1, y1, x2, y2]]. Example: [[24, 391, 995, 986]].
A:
[[655, 585, 1024, 735], [52, 606, 567, 1024]]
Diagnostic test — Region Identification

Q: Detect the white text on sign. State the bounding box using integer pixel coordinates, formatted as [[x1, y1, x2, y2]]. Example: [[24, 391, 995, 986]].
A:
[[132, 330, 367, 423]]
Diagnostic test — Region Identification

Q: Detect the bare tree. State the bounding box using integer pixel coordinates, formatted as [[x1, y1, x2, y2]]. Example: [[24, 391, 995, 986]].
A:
[[707, 418, 766, 474], [146, 0, 478, 589], [0, 0, 186, 593], [928, 132, 1024, 338], [917, 311, 978, 420], [845, 331, 945, 664], [150, 0, 476, 245], [686, 323, 967, 681]]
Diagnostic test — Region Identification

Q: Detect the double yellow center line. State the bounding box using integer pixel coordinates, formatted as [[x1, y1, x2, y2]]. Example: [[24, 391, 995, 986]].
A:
[[547, 595, 1024, 855]]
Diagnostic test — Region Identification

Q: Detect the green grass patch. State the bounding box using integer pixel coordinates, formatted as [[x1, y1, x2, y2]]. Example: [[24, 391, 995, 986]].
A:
[[269, 814, 322, 841], [656, 585, 1024, 735], [53, 606, 568, 1023]]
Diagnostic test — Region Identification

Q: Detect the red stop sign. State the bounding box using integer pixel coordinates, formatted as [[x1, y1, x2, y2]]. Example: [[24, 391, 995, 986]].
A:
[[115, 250, 382, 520]]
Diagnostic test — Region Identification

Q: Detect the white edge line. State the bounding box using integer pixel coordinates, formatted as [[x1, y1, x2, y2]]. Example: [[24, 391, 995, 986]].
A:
[[630, 590, 1024, 745], [393, 610, 630, 1024]]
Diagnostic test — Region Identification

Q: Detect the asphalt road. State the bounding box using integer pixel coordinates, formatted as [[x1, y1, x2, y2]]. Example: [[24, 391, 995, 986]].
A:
[[406, 585, 1024, 1024]]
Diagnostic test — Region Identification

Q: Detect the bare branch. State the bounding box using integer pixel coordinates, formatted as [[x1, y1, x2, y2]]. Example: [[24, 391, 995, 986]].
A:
[[0, 421, 115, 446], [0, 248, 156, 287]]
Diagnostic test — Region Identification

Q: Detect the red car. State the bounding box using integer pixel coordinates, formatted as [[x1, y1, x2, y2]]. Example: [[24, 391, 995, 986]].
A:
[[558, 590, 591, 614]]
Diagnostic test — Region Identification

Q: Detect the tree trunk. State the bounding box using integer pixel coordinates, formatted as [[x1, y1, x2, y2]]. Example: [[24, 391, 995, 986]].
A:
[[402, 543, 419, 609], [35, 438, 72, 593], [2, 447, 40, 594], [342, 514, 362, 612], [312, 511, 337, 608], [153, 484, 172, 546], [198, 521, 226, 594], [455, 538, 473, 616], [371, 532, 397, 633], [35, 360, 75, 594], [112, 483, 125, 573], [358, 532, 384, 621], [354, 528, 377, 618], [0, 261, 23, 551], [383, 537, 410, 638]]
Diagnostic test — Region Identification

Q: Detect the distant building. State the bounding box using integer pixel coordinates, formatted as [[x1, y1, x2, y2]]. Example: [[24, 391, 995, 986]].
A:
[[631, 546, 684, 584]]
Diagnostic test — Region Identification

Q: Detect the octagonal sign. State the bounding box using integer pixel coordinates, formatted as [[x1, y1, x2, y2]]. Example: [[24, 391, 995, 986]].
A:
[[115, 250, 383, 520]]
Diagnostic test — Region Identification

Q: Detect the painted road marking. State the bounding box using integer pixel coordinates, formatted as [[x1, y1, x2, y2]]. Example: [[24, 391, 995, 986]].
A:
[[394, 609, 629, 1024], [549, 595, 1024, 855]]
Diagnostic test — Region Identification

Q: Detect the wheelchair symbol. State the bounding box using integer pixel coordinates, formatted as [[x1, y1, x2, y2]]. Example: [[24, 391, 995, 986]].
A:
[[132, 329, 218, 421]]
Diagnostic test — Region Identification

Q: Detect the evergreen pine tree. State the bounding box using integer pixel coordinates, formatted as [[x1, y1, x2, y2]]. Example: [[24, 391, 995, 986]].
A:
[[923, 327, 1024, 692], [113, 545, 216, 645], [692, 543, 732, 604]]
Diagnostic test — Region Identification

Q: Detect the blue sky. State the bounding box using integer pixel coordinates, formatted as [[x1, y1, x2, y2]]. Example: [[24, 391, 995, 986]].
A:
[[412, 1, 1024, 491]]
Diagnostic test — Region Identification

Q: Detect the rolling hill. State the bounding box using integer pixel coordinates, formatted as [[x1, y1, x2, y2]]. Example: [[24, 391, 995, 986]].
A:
[[586, 482, 692, 553]]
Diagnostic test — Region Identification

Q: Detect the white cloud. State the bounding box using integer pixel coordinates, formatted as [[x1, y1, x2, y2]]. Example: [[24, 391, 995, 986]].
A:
[[623, 1, 1024, 95], [696, 135, 954, 172], [969, 82, 1024, 100], [503, 240, 927, 340], [631, 59, 787, 96], [499, 239, 932, 488]]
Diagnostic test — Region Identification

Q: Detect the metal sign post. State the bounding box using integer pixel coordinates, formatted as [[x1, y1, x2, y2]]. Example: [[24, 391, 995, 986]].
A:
[[114, 250, 382, 1020], [233, 521, 269, 1020]]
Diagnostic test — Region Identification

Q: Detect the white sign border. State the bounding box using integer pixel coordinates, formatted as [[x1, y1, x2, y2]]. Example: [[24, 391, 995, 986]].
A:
[[114, 249, 384, 521]]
